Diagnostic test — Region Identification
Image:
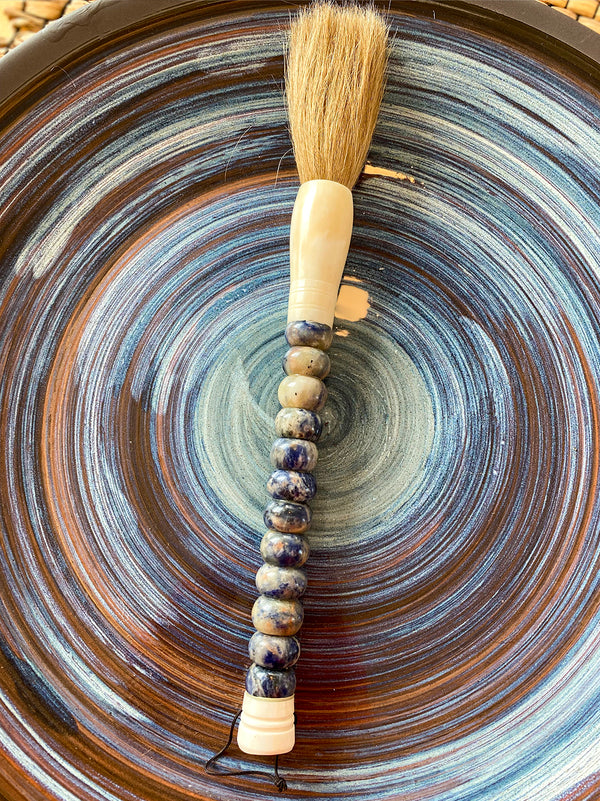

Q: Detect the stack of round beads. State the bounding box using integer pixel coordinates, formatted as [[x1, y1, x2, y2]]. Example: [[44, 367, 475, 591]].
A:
[[245, 321, 333, 698]]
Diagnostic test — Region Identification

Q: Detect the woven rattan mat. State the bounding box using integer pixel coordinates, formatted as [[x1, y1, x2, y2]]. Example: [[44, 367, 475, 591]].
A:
[[1, 0, 600, 57]]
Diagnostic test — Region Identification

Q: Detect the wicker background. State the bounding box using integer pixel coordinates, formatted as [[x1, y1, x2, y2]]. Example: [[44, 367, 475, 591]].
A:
[[0, 0, 599, 58], [1, 0, 91, 55]]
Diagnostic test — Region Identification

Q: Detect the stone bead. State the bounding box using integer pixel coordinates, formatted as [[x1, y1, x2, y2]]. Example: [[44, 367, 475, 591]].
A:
[[267, 469, 316, 503], [249, 632, 301, 670], [256, 564, 307, 600], [245, 663, 296, 698], [275, 407, 322, 442], [260, 530, 310, 568], [264, 499, 311, 533], [252, 595, 304, 636], [283, 346, 330, 379], [278, 375, 327, 412], [270, 437, 318, 472], [285, 321, 333, 351]]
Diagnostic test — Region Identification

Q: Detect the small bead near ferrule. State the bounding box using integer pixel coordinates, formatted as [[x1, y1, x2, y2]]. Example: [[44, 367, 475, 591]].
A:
[[285, 321, 333, 351]]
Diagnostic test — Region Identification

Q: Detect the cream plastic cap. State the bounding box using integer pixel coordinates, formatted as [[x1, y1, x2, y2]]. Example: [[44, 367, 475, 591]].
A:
[[288, 179, 354, 327], [237, 692, 295, 755]]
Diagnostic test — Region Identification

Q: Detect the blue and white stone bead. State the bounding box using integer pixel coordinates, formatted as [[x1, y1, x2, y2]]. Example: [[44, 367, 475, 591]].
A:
[[278, 374, 327, 411], [252, 596, 304, 637], [275, 407, 322, 441], [255, 564, 307, 600], [245, 663, 296, 698], [283, 346, 330, 379], [264, 499, 311, 533], [267, 469, 317, 503], [285, 321, 333, 351], [270, 438, 318, 472], [260, 530, 310, 568], [248, 632, 301, 670]]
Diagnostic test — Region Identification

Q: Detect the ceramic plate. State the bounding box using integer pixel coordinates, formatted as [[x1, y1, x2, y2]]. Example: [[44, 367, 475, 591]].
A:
[[1, 1, 600, 799]]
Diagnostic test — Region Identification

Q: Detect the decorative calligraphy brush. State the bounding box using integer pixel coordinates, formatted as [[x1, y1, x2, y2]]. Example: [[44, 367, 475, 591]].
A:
[[206, 1, 388, 789]]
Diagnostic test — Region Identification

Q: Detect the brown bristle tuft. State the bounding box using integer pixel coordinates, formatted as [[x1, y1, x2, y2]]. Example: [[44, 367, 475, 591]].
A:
[[285, 2, 388, 189]]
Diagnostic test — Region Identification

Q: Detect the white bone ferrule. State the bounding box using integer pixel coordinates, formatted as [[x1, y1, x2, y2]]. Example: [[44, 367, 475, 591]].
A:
[[288, 179, 354, 327], [236, 692, 295, 755]]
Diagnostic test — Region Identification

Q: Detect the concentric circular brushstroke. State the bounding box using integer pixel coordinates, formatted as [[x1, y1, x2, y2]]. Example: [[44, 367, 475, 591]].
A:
[[1, 1, 600, 799]]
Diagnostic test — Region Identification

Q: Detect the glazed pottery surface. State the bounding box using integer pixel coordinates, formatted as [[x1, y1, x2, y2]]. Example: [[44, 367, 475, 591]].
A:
[[1, 1, 600, 799]]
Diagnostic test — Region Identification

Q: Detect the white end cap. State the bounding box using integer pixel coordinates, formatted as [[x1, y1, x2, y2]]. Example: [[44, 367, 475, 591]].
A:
[[237, 692, 295, 755]]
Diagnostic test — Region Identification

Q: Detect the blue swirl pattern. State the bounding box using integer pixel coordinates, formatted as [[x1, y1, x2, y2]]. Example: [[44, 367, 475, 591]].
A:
[[0, 1, 600, 799]]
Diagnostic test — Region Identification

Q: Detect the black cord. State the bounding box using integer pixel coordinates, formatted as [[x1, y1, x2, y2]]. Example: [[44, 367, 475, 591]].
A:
[[204, 709, 288, 792]]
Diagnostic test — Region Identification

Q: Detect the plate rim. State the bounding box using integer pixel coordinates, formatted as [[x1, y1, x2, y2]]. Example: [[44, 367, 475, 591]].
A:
[[1, 0, 600, 117]]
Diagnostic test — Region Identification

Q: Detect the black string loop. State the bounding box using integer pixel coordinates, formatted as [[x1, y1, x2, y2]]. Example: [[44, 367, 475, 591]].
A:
[[204, 709, 288, 792]]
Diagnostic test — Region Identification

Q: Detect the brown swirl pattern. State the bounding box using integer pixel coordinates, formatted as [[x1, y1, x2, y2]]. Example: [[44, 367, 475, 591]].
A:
[[1, 1, 600, 799]]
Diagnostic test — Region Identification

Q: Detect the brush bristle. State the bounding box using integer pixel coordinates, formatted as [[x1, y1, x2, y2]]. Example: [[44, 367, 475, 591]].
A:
[[285, 2, 388, 189]]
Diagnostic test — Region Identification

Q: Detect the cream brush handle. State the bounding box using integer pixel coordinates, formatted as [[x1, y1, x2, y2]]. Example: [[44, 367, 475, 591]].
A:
[[288, 179, 354, 327], [237, 180, 353, 754]]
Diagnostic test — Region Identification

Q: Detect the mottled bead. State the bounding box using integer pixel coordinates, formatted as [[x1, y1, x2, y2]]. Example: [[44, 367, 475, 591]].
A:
[[252, 595, 304, 636], [264, 499, 311, 533], [260, 530, 310, 568], [245, 663, 296, 698], [270, 437, 318, 472], [278, 374, 327, 412], [256, 564, 307, 600], [267, 469, 316, 503], [275, 407, 322, 442], [249, 632, 301, 670], [283, 346, 330, 379], [285, 320, 333, 351]]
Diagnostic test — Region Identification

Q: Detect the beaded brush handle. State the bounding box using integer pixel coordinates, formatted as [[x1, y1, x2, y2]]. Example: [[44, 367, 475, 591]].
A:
[[228, 1, 388, 759], [237, 180, 353, 754]]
